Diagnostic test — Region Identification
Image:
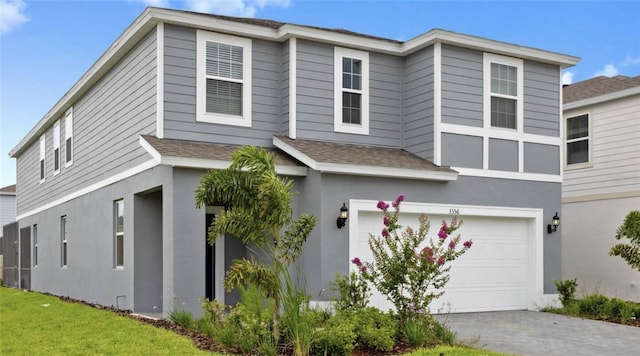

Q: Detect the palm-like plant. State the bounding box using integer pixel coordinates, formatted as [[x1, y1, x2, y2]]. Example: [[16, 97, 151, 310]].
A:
[[195, 146, 316, 343]]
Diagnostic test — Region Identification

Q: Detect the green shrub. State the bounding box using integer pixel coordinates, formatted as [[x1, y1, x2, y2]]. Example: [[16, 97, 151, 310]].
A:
[[401, 317, 432, 347], [553, 278, 577, 306], [312, 318, 356, 356], [194, 316, 214, 338], [330, 271, 370, 311], [353, 307, 397, 352], [168, 308, 194, 329], [578, 294, 610, 318], [432, 320, 457, 346]]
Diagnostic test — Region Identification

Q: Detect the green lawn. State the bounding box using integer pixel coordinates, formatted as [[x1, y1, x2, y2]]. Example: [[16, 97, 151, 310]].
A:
[[0, 287, 216, 355], [407, 346, 515, 356]]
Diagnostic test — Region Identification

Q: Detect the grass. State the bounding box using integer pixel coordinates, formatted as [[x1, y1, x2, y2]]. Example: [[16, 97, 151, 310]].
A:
[[406, 346, 515, 355], [0, 287, 218, 355]]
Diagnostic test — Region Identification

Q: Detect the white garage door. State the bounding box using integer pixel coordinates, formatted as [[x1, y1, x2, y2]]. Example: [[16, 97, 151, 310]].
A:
[[354, 210, 530, 313]]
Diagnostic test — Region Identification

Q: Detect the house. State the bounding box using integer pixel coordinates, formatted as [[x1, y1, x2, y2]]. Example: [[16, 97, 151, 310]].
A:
[[0, 184, 17, 278], [8, 7, 579, 317], [562, 75, 640, 300]]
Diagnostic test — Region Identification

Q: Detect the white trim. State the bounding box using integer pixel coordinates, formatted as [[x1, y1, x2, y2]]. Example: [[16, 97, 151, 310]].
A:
[[10, 8, 579, 158], [433, 42, 442, 165], [288, 37, 297, 139], [452, 166, 563, 183], [564, 86, 640, 111], [53, 120, 61, 176], [140, 136, 307, 176], [273, 136, 457, 181], [334, 47, 369, 135], [16, 160, 159, 221], [483, 53, 524, 132], [196, 30, 252, 127], [439, 123, 562, 146], [39, 134, 46, 184], [156, 23, 165, 139], [558, 67, 564, 181], [348, 199, 545, 312], [206, 206, 226, 305], [562, 190, 640, 203], [64, 107, 74, 168]]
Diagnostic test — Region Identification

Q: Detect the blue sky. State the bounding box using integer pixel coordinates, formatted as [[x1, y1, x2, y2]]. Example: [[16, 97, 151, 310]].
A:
[[1, 0, 639, 187]]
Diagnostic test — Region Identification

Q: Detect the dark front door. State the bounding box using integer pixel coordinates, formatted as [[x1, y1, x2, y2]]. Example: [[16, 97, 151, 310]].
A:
[[205, 213, 215, 301]]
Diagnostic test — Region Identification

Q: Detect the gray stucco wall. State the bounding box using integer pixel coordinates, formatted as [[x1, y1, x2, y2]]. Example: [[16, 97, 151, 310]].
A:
[[16, 29, 158, 215], [489, 138, 519, 172], [441, 133, 483, 168], [299, 173, 562, 298]]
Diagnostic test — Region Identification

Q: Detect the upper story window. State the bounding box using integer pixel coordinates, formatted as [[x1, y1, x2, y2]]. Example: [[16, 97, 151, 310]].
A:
[[65, 107, 74, 167], [196, 30, 252, 127], [566, 113, 590, 166], [334, 47, 369, 135], [39, 134, 46, 183], [484, 53, 523, 131], [53, 120, 61, 175]]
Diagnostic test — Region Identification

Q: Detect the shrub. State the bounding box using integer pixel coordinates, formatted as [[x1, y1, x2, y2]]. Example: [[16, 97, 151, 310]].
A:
[[401, 317, 432, 347], [168, 308, 194, 330], [578, 294, 610, 318], [609, 210, 640, 271], [352, 307, 397, 352], [330, 271, 370, 311], [432, 320, 457, 346], [312, 319, 357, 356], [553, 278, 577, 306]]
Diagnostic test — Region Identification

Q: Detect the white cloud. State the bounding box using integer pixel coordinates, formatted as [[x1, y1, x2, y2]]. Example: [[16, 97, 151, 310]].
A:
[[593, 64, 619, 77], [184, 0, 290, 17], [561, 71, 574, 85], [0, 0, 29, 35], [129, 0, 170, 7], [620, 55, 640, 67]]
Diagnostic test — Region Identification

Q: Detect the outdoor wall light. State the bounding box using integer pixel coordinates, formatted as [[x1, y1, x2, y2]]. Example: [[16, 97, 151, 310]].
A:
[[337, 203, 349, 229], [547, 212, 560, 234]]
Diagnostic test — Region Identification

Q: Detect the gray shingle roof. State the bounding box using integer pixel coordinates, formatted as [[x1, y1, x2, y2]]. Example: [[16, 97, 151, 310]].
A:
[[0, 184, 16, 194], [563, 75, 640, 103], [274, 136, 456, 173], [141, 135, 304, 167]]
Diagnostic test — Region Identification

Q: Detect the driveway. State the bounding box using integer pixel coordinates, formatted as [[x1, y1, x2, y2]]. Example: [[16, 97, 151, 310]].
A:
[[435, 311, 640, 356]]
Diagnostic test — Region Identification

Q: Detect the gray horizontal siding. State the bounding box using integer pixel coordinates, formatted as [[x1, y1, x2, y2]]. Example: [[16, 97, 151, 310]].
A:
[[523, 61, 560, 136], [441, 45, 483, 127], [403, 46, 434, 160], [17, 29, 158, 215], [163, 25, 283, 147], [281, 40, 290, 136], [296, 40, 402, 147]]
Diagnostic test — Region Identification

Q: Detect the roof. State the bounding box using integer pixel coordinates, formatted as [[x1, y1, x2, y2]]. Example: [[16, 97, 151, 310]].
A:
[[0, 184, 16, 195], [273, 136, 458, 181], [9, 7, 580, 158], [139, 135, 307, 176], [564, 75, 640, 104]]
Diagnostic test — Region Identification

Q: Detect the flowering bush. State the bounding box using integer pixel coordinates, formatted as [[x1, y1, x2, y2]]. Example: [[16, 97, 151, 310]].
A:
[[352, 195, 472, 324]]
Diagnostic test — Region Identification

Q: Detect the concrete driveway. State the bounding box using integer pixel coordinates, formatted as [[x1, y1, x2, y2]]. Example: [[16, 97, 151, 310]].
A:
[[435, 311, 640, 356]]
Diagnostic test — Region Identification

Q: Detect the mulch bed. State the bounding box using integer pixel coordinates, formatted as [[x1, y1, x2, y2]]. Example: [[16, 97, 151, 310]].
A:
[[40, 291, 640, 355]]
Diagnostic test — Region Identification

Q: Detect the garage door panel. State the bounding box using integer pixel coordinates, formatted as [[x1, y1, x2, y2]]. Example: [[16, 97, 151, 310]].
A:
[[354, 210, 530, 313]]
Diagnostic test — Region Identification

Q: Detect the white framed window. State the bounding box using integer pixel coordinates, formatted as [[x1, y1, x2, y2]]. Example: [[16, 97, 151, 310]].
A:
[[33, 224, 38, 267], [565, 113, 590, 166], [64, 107, 74, 167], [53, 120, 61, 175], [334, 47, 369, 135], [114, 199, 124, 268], [196, 30, 252, 127], [39, 134, 46, 183], [483, 53, 523, 131], [61, 215, 68, 267]]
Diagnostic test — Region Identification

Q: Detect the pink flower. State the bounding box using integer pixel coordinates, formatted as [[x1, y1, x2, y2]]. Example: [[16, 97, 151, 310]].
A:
[[421, 246, 433, 258], [360, 265, 367, 273], [448, 240, 456, 249], [382, 228, 389, 238], [351, 257, 362, 266], [376, 200, 390, 211], [437, 257, 445, 265], [438, 228, 448, 239], [463, 240, 473, 248], [428, 256, 435, 262], [383, 216, 390, 226], [396, 194, 405, 203]]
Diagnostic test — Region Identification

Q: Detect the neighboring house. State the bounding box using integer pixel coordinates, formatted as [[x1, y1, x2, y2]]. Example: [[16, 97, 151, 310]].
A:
[[8, 7, 579, 317], [562, 75, 640, 300], [0, 184, 17, 277]]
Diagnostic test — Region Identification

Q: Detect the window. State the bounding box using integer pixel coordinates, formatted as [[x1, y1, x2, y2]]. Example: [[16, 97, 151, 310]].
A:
[[566, 113, 590, 165], [64, 107, 74, 167], [114, 200, 124, 268], [53, 120, 60, 175], [61, 215, 68, 267], [196, 30, 252, 127], [33, 224, 38, 267], [484, 53, 523, 130], [334, 47, 369, 135], [39, 134, 46, 183]]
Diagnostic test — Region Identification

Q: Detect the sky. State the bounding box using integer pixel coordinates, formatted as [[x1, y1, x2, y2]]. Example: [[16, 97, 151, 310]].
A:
[[1, 0, 639, 187]]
